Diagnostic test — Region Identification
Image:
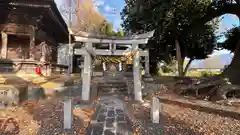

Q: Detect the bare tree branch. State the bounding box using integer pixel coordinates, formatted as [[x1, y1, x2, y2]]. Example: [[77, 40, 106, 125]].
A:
[[59, 0, 108, 34]]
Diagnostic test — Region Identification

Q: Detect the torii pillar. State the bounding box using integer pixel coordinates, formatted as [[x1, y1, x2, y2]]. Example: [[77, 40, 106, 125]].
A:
[[81, 43, 92, 101], [132, 44, 142, 101]]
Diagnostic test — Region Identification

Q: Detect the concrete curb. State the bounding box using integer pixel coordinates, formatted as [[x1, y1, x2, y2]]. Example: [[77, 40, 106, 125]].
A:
[[89, 104, 102, 124], [157, 94, 240, 120], [84, 104, 102, 135]]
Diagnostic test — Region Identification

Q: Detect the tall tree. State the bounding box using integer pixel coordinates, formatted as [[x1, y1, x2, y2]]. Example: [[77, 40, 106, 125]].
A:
[[104, 23, 114, 36], [135, 0, 240, 82], [115, 29, 125, 37], [121, 0, 218, 76], [100, 22, 125, 37]]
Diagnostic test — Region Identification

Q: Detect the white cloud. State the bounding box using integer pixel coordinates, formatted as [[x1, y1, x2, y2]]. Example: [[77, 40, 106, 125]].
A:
[[104, 5, 116, 14], [104, 5, 111, 12], [94, 0, 105, 7], [210, 49, 232, 56]]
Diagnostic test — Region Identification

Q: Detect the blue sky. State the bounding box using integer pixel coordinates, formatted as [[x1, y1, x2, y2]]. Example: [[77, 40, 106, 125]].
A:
[[55, 0, 239, 32], [93, 0, 125, 30], [55, 0, 239, 55]]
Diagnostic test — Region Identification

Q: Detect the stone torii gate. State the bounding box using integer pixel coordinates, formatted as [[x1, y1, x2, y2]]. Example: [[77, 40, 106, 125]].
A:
[[73, 31, 154, 101]]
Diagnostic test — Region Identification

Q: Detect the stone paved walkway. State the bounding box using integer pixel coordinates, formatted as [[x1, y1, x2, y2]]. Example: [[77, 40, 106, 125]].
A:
[[85, 96, 133, 135]]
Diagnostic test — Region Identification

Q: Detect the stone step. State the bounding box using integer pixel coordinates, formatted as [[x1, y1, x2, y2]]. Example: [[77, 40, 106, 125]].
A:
[[99, 88, 127, 91], [98, 81, 126, 84], [99, 90, 128, 94], [99, 87, 127, 90], [99, 86, 127, 89], [98, 84, 127, 88], [98, 83, 126, 86], [103, 71, 124, 74], [103, 78, 124, 82], [103, 73, 125, 79], [98, 88, 127, 91], [103, 78, 124, 80], [103, 75, 124, 77], [103, 73, 123, 75], [98, 85, 128, 94]]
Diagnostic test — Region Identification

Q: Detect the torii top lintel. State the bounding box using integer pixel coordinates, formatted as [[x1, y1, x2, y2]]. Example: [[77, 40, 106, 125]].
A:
[[73, 30, 155, 44]]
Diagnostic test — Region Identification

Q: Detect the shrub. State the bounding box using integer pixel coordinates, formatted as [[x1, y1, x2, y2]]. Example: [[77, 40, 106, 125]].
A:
[[186, 70, 221, 77], [201, 71, 216, 77]]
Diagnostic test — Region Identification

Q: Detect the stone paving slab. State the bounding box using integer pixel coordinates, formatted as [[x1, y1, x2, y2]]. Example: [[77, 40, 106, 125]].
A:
[[85, 97, 133, 135]]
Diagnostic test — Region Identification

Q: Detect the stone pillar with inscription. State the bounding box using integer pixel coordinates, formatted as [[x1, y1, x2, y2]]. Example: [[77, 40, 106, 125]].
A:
[[29, 26, 36, 60], [151, 97, 160, 123], [64, 98, 72, 129], [143, 50, 153, 81], [145, 52, 150, 75], [1, 32, 8, 59], [69, 44, 73, 73]]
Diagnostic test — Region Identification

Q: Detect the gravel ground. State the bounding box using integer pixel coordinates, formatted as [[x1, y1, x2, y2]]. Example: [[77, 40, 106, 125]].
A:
[[0, 98, 94, 135], [132, 103, 203, 135], [132, 102, 240, 135], [162, 103, 240, 135]]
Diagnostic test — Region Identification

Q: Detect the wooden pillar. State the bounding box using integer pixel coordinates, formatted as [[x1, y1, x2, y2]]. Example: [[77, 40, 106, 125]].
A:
[[132, 44, 142, 101], [40, 42, 47, 63], [1, 32, 7, 59], [29, 26, 35, 60], [81, 43, 92, 101]]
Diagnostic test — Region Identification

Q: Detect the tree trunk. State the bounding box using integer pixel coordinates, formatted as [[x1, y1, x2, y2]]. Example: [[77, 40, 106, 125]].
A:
[[175, 39, 184, 76], [183, 58, 193, 76], [223, 41, 240, 85]]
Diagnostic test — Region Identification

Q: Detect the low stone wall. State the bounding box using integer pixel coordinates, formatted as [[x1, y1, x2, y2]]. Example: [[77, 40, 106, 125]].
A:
[[154, 76, 203, 82], [0, 59, 68, 76], [0, 78, 75, 107], [54, 82, 98, 101], [0, 85, 28, 107]]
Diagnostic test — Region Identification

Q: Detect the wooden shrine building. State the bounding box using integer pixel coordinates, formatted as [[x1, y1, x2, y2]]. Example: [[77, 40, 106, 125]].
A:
[[0, 0, 70, 75]]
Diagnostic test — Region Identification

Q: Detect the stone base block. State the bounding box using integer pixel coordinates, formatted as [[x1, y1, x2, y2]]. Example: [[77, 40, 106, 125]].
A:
[[0, 85, 28, 106]]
